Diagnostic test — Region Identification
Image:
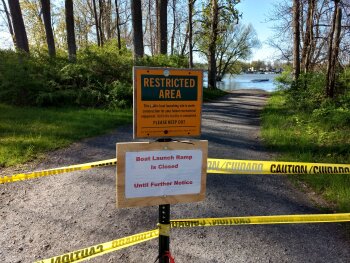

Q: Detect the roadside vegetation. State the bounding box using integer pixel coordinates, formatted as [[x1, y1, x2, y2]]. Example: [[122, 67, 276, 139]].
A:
[[0, 44, 228, 168], [262, 68, 350, 212], [0, 103, 132, 167], [0, 45, 188, 108], [203, 88, 228, 101]]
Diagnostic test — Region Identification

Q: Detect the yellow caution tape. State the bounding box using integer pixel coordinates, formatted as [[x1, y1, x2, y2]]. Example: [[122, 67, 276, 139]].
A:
[[171, 213, 350, 228], [33, 213, 350, 263], [0, 159, 117, 185], [1, 158, 350, 185], [207, 158, 350, 175], [34, 229, 158, 263], [158, 223, 171, 236]]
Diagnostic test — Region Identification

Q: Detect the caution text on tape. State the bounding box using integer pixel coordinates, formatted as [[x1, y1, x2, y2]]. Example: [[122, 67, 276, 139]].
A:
[[170, 213, 350, 228], [34, 213, 350, 263], [2, 158, 350, 185], [207, 158, 350, 175], [35, 229, 158, 263]]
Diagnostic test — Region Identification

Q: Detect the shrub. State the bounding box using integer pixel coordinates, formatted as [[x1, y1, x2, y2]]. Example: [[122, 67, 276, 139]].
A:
[[108, 81, 133, 109], [0, 45, 191, 108]]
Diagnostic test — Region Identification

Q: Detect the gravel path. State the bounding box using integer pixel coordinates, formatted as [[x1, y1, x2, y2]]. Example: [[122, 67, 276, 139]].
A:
[[1, 89, 349, 263]]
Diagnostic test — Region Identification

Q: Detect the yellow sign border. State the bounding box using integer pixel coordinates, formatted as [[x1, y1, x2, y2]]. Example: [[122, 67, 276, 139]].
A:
[[133, 67, 203, 138]]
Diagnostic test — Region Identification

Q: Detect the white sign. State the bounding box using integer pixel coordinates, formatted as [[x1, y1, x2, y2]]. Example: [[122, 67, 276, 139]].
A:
[[125, 149, 203, 198]]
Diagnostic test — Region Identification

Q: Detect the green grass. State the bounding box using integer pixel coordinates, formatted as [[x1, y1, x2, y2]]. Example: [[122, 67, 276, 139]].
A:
[[203, 88, 228, 101], [0, 104, 132, 167], [0, 88, 226, 168], [261, 92, 350, 212]]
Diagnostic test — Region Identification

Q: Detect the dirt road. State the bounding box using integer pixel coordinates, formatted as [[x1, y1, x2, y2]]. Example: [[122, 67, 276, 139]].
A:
[[1, 90, 349, 262]]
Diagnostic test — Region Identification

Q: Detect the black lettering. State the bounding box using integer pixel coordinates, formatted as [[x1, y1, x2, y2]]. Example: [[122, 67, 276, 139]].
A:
[[301, 165, 307, 174], [51, 257, 61, 263], [271, 164, 276, 173], [74, 251, 81, 259], [62, 254, 70, 263]]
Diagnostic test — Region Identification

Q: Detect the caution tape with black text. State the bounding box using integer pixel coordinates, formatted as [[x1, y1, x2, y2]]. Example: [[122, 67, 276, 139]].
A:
[[1, 158, 350, 185], [35, 213, 350, 263], [34, 229, 158, 263]]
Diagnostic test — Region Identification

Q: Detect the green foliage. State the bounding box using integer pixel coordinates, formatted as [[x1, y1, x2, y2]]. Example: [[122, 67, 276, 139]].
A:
[[108, 81, 133, 109], [137, 54, 188, 68], [274, 66, 293, 90], [287, 72, 326, 112], [203, 88, 228, 101], [0, 43, 189, 108], [264, 67, 350, 211], [262, 88, 350, 212]]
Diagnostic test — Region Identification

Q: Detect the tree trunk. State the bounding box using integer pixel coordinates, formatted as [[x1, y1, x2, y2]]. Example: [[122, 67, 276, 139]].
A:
[[92, 0, 101, 46], [170, 0, 176, 55], [115, 0, 121, 50], [105, 0, 112, 40], [148, 0, 154, 55], [180, 22, 189, 56], [301, 0, 315, 73], [7, 0, 29, 53], [131, 0, 144, 58], [1, 0, 16, 47], [40, 0, 56, 57], [326, 1, 341, 98], [292, 0, 300, 80], [157, 0, 168, 54], [98, 0, 104, 46], [208, 0, 219, 89], [188, 0, 193, 68], [65, 0, 77, 61]]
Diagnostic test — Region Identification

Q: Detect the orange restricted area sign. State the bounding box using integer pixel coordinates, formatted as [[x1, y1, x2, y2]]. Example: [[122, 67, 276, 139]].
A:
[[133, 67, 203, 138]]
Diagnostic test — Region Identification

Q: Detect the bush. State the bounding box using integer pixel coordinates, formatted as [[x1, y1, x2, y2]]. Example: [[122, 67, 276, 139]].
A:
[[0, 44, 190, 108], [108, 81, 133, 109], [286, 72, 326, 112]]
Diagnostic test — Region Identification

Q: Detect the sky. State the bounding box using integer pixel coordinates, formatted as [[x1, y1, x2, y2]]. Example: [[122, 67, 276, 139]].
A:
[[0, 0, 281, 62], [237, 0, 279, 62]]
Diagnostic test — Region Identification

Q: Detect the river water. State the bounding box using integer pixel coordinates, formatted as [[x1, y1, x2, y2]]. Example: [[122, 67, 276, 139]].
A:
[[204, 73, 280, 92]]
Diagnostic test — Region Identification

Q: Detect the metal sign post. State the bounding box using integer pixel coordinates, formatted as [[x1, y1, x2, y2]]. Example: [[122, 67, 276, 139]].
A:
[[158, 204, 170, 263], [157, 138, 171, 263]]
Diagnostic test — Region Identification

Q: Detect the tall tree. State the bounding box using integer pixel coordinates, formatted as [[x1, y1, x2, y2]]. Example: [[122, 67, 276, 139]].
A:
[[147, 0, 155, 55], [207, 0, 219, 89], [92, 0, 101, 46], [131, 0, 144, 58], [170, 0, 176, 55], [157, 0, 168, 54], [326, 0, 342, 98], [40, 0, 56, 57], [1, 0, 15, 46], [301, 0, 315, 73], [115, 0, 121, 50], [215, 24, 260, 79], [98, 0, 104, 45], [7, 0, 29, 53], [201, 0, 240, 89], [65, 0, 77, 61], [188, 0, 194, 68], [292, 0, 300, 80]]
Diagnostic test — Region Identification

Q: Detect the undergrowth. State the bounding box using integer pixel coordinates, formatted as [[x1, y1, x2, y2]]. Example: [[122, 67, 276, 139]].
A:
[[0, 104, 132, 167], [262, 69, 350, 212]]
